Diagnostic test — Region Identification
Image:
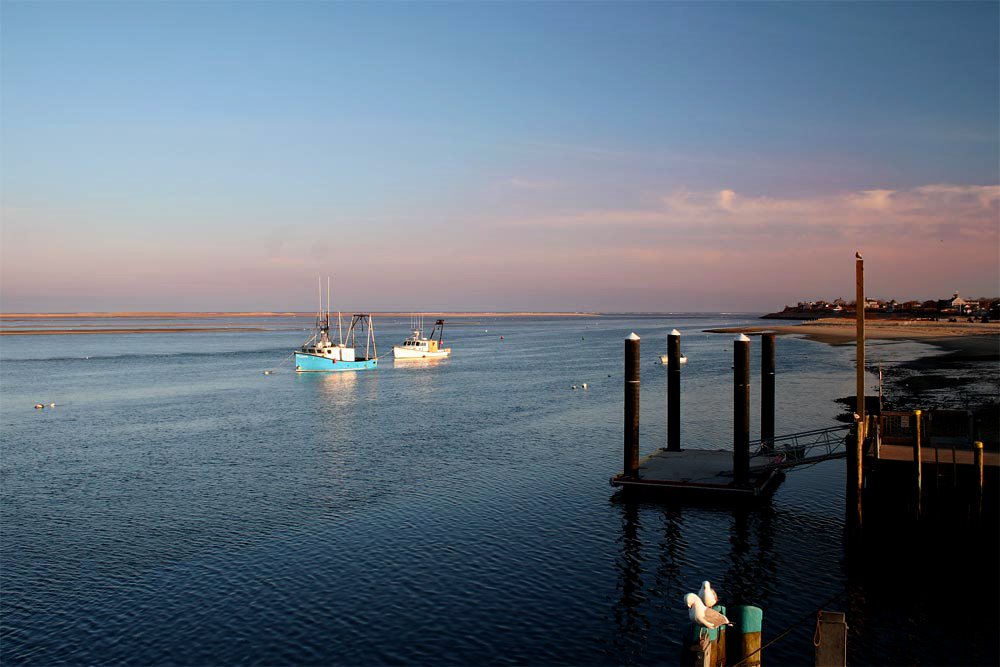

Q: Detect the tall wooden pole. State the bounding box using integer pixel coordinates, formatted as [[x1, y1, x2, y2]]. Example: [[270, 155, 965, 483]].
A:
[[761, 333, 775, 454], [855, 254, 866, 433], [734, 334, 751, 486], [853, 254, 866, 531], [913, 409, 923, 520], [624, 333, 641, 478], [667, 329, 681, 452]]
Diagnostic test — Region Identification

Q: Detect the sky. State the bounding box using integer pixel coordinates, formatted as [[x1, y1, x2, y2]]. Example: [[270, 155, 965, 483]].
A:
[[2, 1, 997, 313]]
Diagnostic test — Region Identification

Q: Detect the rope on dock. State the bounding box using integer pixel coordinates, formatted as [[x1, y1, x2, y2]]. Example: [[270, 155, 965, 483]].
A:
[[728, 589, 847, 667]]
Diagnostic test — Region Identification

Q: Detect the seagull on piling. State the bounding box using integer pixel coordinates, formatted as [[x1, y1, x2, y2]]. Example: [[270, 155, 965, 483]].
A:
[[685, 593, 732, 629], [698, 581, 718, 608]]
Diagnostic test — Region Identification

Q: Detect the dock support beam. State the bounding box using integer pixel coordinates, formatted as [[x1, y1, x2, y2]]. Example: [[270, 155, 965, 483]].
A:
[[624, 333, 641, 479], [761, 333, 775, 453], [814, 611, 847, 666], [913, 409, 923, 519], [667, 329, 681, 452], [734, 335, 750, 486], [974, 440, 984, 520]]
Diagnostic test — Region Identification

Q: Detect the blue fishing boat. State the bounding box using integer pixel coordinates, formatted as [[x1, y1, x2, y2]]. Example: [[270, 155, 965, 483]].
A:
[[295, 312, 378, 372], [294, 282, 378, 372]]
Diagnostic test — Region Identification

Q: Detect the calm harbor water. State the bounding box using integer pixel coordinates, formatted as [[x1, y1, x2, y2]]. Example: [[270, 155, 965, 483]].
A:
[[1, 315, 994, 665]]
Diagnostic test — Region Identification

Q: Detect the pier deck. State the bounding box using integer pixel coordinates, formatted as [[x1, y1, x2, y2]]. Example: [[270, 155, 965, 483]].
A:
[[610, 448, 784, 498]]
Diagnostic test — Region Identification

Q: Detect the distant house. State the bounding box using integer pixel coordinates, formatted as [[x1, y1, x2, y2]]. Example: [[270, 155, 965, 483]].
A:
[[941, 292, 971, 313]]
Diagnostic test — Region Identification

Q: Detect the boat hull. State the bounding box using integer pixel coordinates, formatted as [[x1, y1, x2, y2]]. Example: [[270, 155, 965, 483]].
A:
[[392, 346, 451, 359], [294, 353, 378, 372]]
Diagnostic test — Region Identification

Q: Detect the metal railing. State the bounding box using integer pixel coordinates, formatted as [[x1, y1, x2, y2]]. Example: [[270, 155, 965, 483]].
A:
[[749, 424, 853, 470]]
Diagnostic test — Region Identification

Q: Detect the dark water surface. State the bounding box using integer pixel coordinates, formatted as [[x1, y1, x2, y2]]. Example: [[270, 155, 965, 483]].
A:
[[1, 315, 994, 665]]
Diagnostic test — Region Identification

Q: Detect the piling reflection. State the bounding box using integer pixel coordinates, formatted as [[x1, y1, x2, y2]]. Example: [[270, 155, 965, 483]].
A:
[[612, 499, 649, 658], [611, 498, 780, 662]]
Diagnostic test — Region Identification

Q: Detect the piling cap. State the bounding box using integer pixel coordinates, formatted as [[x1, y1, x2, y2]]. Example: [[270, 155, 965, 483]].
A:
[[974, 441, 984, 449], [736, 333, 750, 342], [670, 329, 681, 336], [626, 332, 640, 341]]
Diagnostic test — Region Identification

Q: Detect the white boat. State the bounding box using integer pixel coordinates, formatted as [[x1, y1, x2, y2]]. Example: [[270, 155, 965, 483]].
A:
[[393, 317, 451, 359], [659, 354, 688, 365]]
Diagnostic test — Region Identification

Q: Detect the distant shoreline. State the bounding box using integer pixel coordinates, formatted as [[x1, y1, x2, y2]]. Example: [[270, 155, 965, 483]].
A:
[[705, 317, 1000, 346], [0, 311, 598, 320]]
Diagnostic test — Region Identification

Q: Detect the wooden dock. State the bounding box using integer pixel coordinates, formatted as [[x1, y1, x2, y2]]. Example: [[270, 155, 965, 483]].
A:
[[611, 448, 785, 499]]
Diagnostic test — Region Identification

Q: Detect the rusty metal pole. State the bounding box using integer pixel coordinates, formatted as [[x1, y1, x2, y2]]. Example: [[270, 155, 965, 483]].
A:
[[761, 333, 775, 454], [624, 333, 641, 479], [734, 334, 751, 486], [913, 409, 923, 520], [667, 329, 681, 452]]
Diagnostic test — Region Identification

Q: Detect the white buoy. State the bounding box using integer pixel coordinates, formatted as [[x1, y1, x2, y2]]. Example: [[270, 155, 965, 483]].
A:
[[34, 404, 44, 409], [263, 370, 273, 375]]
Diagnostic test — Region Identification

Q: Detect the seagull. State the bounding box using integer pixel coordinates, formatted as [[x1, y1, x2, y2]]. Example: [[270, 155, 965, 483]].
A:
[[855, 251, 863, 259], [699, 581, 718, 608], [685, 593, 732, 629]]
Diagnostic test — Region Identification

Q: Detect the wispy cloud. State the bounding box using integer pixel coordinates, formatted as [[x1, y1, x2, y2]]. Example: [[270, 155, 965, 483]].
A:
[[502, 183, 1000, 237]]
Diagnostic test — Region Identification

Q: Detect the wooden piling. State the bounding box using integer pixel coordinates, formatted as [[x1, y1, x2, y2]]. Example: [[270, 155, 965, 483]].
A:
[[974, 440, 984, 519], [913, 409, 923, 519], [624, 333, 640, 478], [855, 254, 865, 432], [734, 335, 751, 486], [667, 330, 681, 452], [814, 611, 847, 667], [726, 605, 763, 667], [847, 414, 863, 531], [761, 333, 775, 453]]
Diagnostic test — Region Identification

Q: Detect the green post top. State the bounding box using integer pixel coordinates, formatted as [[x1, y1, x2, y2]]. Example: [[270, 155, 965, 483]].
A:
[[974, 441, 984, 450], [729, 605, 763, 634]]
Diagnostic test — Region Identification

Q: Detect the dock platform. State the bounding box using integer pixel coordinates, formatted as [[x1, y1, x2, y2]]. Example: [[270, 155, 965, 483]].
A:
[[611, 448, 785, 499]]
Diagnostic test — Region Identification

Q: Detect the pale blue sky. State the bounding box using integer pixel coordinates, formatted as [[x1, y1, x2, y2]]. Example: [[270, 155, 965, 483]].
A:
[[2, 1, 998, 312]]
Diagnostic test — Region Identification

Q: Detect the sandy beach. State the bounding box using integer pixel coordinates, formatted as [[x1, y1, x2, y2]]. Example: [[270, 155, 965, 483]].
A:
[[706, 317, 1000, 350]]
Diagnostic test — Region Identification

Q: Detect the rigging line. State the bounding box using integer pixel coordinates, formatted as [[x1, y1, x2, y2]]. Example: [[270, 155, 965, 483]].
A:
[[727, 589, 849, 667]]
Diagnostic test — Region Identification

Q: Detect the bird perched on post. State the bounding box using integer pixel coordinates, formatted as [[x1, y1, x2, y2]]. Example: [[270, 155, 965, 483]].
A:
[[685, 593, 732, 629], [698, 581, 718, 608]]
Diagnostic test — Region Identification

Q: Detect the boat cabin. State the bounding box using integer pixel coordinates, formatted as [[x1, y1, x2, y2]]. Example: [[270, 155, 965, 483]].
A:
[[400, 338, 438, 352], [301, 341, 355, 362]]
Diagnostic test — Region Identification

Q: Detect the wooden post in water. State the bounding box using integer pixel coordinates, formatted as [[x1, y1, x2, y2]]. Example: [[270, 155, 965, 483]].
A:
[[761, 333, 775, 454], [667, 330, 682, 452], [726, 605, 763, 667], [624, 333, 641, 479], [734, 334, 751, 486], [974, 440, 984, 520], [913, 409, 923, 519], [814, 611, 847, 666], [853, 253, 866, 530], [855, 253, 866, 433]]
